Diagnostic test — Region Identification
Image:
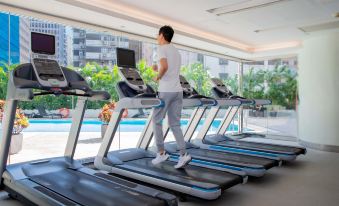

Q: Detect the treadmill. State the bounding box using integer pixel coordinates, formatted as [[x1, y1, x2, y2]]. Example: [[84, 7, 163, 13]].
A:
[[139, 75, 280, 177], [0, 33, 177, 206], [196, 78, 306, 161], [94, 48, 245, 200]]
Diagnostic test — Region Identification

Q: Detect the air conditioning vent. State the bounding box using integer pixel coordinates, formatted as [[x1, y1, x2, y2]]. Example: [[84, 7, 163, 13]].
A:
[[207, 0, 290, 16]]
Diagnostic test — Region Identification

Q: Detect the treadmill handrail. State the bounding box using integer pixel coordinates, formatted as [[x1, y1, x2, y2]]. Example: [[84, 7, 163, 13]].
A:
[[215, 99, 241, 107], [253, 99, 272, 105], [115, 97, 164, 110]]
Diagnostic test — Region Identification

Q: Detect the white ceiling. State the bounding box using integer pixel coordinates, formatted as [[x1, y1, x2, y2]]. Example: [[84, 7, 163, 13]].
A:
[[115, 0, 339, 46], [1, 0, 338, 60]]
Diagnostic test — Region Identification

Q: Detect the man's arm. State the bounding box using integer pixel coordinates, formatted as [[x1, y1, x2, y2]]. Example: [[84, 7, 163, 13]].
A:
[[155, 58, 168, 81]]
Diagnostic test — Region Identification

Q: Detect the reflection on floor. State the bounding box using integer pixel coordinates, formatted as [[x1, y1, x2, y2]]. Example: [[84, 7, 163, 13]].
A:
[[1, 134, 339, 206]]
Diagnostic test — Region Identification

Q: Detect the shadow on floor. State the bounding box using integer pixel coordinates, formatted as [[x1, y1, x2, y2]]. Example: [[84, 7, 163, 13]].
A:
[[282, 160, 308, 169], [246, 172, 282, 186], [182, 188, 246, 205]]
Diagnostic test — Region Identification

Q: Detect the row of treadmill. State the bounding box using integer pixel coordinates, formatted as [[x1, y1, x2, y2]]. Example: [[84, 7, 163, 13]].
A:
[[0, 33, 306, 206]]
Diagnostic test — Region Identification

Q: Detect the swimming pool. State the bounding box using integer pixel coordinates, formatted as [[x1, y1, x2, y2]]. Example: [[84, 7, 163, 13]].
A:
[[25, 119, 238, 132]]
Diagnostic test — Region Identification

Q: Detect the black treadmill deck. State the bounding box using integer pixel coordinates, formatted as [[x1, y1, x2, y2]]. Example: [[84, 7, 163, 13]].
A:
[[184, 148, 278, 169], [114, 157, 243, 190], [205, 135, 306, 155], [165, 142, 278, 169], [29, 168, 165, 206]]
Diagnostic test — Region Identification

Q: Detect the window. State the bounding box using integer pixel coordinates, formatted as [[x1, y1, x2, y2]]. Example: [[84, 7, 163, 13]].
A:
[[0, 10, 298, 165], [86, 46, 101, 53], [242, 59, 298, 138]]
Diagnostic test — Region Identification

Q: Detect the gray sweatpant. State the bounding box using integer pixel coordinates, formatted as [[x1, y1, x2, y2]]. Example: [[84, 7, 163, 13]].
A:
[[152, 92, 186, 155]]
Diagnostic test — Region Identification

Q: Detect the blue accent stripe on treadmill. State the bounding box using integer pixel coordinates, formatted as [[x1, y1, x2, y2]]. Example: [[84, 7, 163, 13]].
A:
[[191, 186, 220, 192], [210, 145, 295, 157], [170, 156, 243, 171], [209, 145, 280, 158]]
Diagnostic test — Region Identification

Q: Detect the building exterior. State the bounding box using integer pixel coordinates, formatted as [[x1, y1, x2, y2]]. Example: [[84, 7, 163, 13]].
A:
[[129, 39, 142, 63], [65, 27, 73, 66], [179, 50, 204, 67], [0, 13, 20, 65], [19, 17, 30, 63], [141, 42, 157, 66], [72, 29, 130, 67], [72, 28, 86, 67], [30, 19, 68, 66]]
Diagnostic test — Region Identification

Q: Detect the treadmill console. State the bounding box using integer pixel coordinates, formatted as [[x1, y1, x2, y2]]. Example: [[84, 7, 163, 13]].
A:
[[180, 75, 194, 95], [211, 78, 232, 95], [116, 48, 147, 92], [31, 32, 68, 88], [119, 67, 147, 91]]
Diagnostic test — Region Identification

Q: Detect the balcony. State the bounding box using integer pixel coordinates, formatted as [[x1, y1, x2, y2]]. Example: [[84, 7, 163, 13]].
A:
[[86, 40, 104, 47], [85, 52, 101, 59]]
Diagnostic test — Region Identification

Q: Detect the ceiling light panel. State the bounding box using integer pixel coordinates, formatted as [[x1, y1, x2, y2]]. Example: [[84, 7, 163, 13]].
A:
[[299, 21, 339, 32]]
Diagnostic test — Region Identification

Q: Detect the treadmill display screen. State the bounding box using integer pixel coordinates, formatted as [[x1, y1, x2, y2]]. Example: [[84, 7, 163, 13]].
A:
[[31, 32, 55, 55], [117, 48, 136, 68], [33, 58, 65, 81]]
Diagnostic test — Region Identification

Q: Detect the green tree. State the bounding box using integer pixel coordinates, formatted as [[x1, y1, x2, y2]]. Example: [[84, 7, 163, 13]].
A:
[[0, 63, 17, 100], [221, 65, 297, 109], [265, 65, 297, 109], [76, 62, 121, 108], [0, 61, 297, 111], [243, 68, 266, 99], [181, 63, 212, 96], [136, 59, 157, 89], [222, 75, 238, 94]]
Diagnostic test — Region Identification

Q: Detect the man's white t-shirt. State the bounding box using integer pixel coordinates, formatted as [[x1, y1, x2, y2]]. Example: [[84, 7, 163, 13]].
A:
[[158, 44, 182, 92]]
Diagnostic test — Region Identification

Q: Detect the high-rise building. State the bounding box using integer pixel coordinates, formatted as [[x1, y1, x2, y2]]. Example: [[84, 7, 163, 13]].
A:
[[141, 42, 157, 66], [0, 13, 20, 66], [65, 27, 73, 66], [19, 17, 30, 63], [72, 28, 86, 67], [72, 29, 129, 67], [129, 40, 142, 62], [179, 50, 203, 66], [30, 19, 68, 66]]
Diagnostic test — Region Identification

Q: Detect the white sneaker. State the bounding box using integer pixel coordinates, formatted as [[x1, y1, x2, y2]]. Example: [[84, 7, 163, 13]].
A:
[[152, 152, 170, 165], [174, 153, 192, 169]]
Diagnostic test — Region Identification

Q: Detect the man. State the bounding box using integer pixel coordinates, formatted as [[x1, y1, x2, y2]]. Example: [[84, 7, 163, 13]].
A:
[[151, 25, 191, 169]]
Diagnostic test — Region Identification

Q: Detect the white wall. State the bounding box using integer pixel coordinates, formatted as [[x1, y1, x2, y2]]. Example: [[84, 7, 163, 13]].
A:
[[298, 31, 339, 146]]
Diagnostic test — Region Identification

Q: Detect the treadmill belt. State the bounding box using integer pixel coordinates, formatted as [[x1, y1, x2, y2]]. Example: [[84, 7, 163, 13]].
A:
[[124, 157, 242, 190], [30, 169, 164, 206], [34, 185, 77, 205], [185, 148, 277, 169], [219, 139, 305, 154]]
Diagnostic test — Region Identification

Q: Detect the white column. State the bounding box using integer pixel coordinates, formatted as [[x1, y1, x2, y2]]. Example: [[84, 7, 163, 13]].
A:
[[298, 31, 339, 151]]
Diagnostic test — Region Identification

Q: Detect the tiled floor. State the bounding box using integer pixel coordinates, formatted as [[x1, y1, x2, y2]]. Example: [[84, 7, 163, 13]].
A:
[[1, 135, 339, 206]]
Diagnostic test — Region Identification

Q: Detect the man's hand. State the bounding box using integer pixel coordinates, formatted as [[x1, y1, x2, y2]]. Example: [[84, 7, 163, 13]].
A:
[[153, 75, 160, 82], [152, 58, 168, 82]]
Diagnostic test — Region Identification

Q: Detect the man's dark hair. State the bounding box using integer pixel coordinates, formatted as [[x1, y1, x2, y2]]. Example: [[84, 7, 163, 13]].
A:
[[159, 25, 174, 43]]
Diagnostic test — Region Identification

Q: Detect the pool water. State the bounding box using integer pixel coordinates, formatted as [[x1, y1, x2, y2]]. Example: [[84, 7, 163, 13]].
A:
[[25, 119, 238, 132]]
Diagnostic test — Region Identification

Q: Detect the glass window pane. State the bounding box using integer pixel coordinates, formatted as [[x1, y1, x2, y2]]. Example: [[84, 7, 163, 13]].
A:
[[242, 59, 298, 139]]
